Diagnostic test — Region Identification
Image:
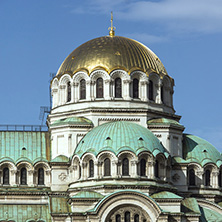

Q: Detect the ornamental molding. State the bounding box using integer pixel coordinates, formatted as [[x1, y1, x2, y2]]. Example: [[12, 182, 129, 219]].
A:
[[98, 118, 140, 122], [58, 173, 67, 181]]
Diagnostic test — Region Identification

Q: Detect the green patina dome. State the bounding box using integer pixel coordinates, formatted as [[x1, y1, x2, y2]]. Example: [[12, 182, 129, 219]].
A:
[[183, 134, 222, 167], [74, 121, 169, 157]]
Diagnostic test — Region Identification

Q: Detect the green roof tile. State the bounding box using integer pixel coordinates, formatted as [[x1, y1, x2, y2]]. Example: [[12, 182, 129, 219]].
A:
[[183, 134, 222, 167], [51, 117, 93, 126], [51, 155, 69, 163], [182, 198, 200, 214], [0, 131, 50, 164], [0, 204, 51, 221], [74, 121, 169, 158], [151, 191, 182, 199], [71, 191, 104, 199], [200, 206, 222, 222]]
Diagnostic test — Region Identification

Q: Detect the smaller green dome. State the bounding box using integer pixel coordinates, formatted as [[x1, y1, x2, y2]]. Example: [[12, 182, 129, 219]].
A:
[[183, 134, 222, 167], [74, 121, 169, 158]]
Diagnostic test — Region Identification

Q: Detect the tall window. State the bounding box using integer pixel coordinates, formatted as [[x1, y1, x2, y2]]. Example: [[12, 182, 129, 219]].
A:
[[125, 211, 130, 222], [189, 169, 195, 186], [139, 159, 146, 176], [116, 214, 121, 222], [89, 160, 94, 178], [96, 78, 103, 98], [205, 169, 211, 186], [3, 167, 9, 185], [134, 214, 139, 222], [133, 78, 139, 98], [104, 158, 111, 176], [149, 80, 154, 101], [122, 158, 129, 176], [80, 79, 86, 100], [219, 171, 222, 187], [115, 78, 122, 98], [20, 168, 27, 185], [67, 81, 71, 102], [38, 168, 44, 185], [154, 160, 159, 178]]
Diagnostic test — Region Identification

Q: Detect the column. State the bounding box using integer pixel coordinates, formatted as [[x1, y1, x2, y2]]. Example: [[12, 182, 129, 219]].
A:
[[28, 170, 34, 186], [123, 80, 131, 100], [148, 161, 155, 179], [86, 80, 91, 100], [45, 169, 51, 186], [90, 81, 95, 101], [71, 82, 75, 103], [10, 170, 17, 186], [212, 171, 219, 188], [140, 81, 148, 101], [104, 79, 111, 100], [131, 160, 138, 177], [94, 160, 99, 179], [196, 170, 204, 187], [51, 88, 58, 108], [81, 162, 87, 180], [74, 82, 79, 102], [111, 160, 118, 178], [156, 83, 162, 104]]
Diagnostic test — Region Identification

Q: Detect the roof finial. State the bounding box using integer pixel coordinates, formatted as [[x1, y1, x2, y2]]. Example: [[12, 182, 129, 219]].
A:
[[108, 11, 116, 37]]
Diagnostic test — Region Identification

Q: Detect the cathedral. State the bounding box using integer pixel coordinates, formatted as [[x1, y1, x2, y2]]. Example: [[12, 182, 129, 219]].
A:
[[1, 18, 222, 222]]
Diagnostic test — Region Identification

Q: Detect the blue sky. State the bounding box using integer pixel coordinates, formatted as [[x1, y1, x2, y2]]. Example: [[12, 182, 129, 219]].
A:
[[0, 0, 222, 151]]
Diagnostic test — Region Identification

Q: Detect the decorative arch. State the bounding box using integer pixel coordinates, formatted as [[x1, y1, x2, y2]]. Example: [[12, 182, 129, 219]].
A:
[[89, 190, 162, 222], [59, 74, 72, 85], [72, 71, 89, 82], [90, 70, 110, 82]]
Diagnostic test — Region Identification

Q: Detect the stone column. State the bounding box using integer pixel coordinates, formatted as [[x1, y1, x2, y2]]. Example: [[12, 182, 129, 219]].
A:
[[71, 82, 75, 103], [196, 170, 204, 187], [212, 171, 219, 188], [81, 162, 87, 180], [123, 80, 131, 100], [141, 80, 148, 101], [90, 81, 95, 100], [94, 161, 99, 179], [51, 88, 58, 108], [111, 160, 118, 178], [74, 82, 79, 102], [10, 170, 17, 186], [59, 85, 66, 105], [28, 170, 34, 186], [86, 80, 91, 100], [45, 169, 51, 186], [131, 160, 137, 177], [104, 80, 111, 100], [156, 83, 162, 104], [148, 161, 155, 179]]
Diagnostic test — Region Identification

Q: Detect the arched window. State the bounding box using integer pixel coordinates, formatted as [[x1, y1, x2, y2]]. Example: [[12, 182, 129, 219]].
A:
[[96, 78, 103, 98], [133, 78, 139, 98], [38, 168, 44, 185], [134, 214, 139, 222], [205, 169, 211, 186], [125, 211, 130, 222], [67, 81, 71, 102], [161, 85, 164, 104], [116, 214, 121, 222], [20, 167, 27, 185], [154, 160, 159, 178], [149, 80, 154, 101], [89, 160, 94, 178], [122, 158, 129, 176], [104, 158, 111, 176], [219, 171, 222, 187], [140, 159, 146, 176], [189, 169, 195, 186], [3, 167, 9, 185], [115, 78, 122, 98], [80, 79, 86, 100]]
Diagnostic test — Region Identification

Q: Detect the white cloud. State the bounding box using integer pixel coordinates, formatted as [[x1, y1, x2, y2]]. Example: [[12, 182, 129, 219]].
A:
[[71, 0, 222, 34]]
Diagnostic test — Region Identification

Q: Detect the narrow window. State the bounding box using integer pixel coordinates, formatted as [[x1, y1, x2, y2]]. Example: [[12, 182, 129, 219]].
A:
[[79, 165, 81, 179], [161, 85, 164, 104], [20, 168, 27, 185], [89, 160, 94, 178], [67, 81, 71, 102], [80, 79, 86, 100], [115, 78, 122, 98], [116, 214, 121, 222], [122, 158, 129, 176], [189, 169, 195, 186], [149, 80, 154, 101], [3, 167, 9, 185], [205, 169, 211, 186], [219, 171, 222, 187], [134, 214, 139, 222], [140, 159, 146, 176], [96, 78, 103, 98], [38, 168, 44, 185], [125, 211, 130, 222], [133, 78, 139, 98], [104, 158, 111, 176], [154, 160, 159, 178]]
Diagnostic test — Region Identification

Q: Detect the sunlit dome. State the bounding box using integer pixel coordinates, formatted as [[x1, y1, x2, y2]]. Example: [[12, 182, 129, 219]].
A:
[[57, 35, 169, 77]]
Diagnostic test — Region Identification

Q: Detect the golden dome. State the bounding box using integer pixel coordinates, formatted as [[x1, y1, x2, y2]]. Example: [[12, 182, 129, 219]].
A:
[[57, 36, 168, 76]]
